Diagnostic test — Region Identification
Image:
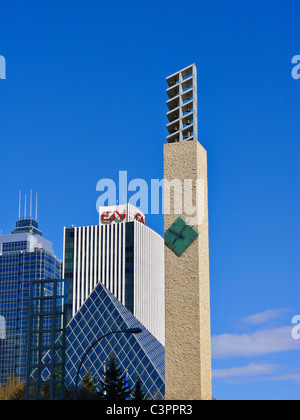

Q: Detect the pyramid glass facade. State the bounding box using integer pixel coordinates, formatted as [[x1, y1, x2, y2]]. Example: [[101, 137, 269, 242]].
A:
[[65, 282, 165, 400]]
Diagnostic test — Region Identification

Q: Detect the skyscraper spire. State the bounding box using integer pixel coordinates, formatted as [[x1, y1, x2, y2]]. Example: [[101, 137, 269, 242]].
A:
[[30, 189, 32, 218], [35, 193, 38, 221], [24, 194, 27, 218], [13, 191, 42, 236], [18, 191, 21, 220]]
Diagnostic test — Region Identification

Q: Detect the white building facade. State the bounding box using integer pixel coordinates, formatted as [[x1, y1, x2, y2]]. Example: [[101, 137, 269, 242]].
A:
[[64, 204, 165, 345]]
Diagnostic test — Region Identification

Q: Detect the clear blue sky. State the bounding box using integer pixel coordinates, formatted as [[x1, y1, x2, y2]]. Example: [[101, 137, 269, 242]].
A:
[[0, 0, 299, 400]]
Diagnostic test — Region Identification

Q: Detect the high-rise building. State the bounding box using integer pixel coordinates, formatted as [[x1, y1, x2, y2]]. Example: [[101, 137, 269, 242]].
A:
[[25, 278, 68, 400], [0, 216, 62, 385], [63, 204, 165, 398], [63, 204, 165, 346]]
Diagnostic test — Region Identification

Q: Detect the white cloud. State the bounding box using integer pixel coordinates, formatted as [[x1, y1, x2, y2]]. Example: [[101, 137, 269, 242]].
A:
[[269, 373, 300, 383], [212, 326, 300, 359], [213, 364, 279, 379], [241, 309, 288, 326], [213, 364, 300, 384]]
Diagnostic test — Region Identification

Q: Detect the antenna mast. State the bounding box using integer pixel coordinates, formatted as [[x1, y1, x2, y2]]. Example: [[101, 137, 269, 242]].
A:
[[24, 194, 27, 218], [35, 193, 38, 221], [30, 189, 32, 218], [18, 191, 21, 219]]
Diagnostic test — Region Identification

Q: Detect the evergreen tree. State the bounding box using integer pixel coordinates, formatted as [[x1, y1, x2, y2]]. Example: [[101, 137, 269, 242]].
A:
[[132, 376, 146, 401], [99, 353, 131, 400], [79, 367, 100, 400]]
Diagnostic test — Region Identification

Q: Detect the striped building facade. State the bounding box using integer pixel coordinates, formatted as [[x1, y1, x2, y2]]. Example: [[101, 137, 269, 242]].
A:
[[63, 204, 165, 346]]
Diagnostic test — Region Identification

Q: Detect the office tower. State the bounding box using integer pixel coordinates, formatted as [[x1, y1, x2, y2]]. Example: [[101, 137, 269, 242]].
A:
[[0, 215, 62, 385], [164, 64, 212, 400], [0, 316, 5, 382], [25, 278, 68, 400], [64, 204, 165, 346]]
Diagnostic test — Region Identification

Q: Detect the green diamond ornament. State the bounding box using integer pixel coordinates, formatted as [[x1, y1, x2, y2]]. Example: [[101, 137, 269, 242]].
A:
[[164, 216, 199, 256]]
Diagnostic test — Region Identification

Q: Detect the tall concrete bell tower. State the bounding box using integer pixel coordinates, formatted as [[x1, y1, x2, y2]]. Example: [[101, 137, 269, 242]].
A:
[[164, 64, 212, 400]]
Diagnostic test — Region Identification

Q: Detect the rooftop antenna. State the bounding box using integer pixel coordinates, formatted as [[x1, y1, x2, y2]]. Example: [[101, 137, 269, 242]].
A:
[[24, 194, 27, 218], [35, 193, 38, 221], [18, 191, 21, 219], [30, 189, 32, 219]]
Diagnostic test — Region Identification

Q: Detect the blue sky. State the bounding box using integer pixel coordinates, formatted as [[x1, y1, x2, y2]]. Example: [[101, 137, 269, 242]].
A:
[[0, 0, 299, 400]]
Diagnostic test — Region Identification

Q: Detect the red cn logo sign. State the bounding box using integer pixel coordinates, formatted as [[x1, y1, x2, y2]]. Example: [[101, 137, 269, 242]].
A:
[[135, 213, 146, 225], [101, 211, 146, 225], [101, 210, 126, 222]]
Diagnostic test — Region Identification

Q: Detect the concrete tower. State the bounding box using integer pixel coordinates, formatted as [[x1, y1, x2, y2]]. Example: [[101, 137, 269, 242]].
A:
[[164, 64, 212, 400]]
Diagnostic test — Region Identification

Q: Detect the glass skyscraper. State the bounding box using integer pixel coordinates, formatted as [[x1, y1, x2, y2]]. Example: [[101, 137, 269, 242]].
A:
[[0, 217, 62, 385], [26, 278, 68, 400]]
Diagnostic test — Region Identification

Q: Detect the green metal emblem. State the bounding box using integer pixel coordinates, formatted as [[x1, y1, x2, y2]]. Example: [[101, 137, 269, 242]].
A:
[[164, 216, 199, 256]]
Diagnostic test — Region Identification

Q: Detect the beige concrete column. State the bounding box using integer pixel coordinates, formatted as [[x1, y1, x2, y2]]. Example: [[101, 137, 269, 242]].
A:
[[164, 139, 212, 400]]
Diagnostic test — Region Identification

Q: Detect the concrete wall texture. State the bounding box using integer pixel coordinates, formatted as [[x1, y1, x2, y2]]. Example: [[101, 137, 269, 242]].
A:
[[164, 139, 212, 400]]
